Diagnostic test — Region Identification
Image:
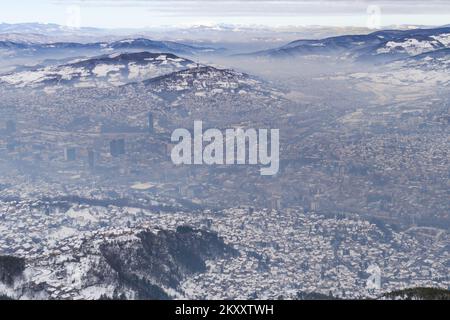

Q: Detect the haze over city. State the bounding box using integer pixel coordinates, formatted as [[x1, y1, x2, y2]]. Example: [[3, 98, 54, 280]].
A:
[[0, 0, 449, 303]]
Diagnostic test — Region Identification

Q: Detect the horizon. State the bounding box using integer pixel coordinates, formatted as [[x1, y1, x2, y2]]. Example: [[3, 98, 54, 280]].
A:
[[0, 21, 446, 30], [1, 1, 450, 29]]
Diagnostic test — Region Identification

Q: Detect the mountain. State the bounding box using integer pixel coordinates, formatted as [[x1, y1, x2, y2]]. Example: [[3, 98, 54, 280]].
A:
[[0, 23, 102, 35], [124, 65, 288, 127], [0, 23, 107, 43], [396, 48, 450, 70], [362, 28, 450, 60], [0, 33, 51, 44], [246, 27, 450, 63], [0, 41, 29, 50], [108, 38, 217, 55], [0, 226, 237, 300], [351, 47, 450, 87], [144, 66, 255, 94], [0, 23, 117, 44], [0, 37, 220, 61], [140, 65, 283, 101], [0, 52, 196, 89]]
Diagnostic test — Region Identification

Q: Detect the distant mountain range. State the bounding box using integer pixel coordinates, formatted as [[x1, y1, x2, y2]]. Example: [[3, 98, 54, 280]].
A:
[[245, 27, 450, 63], [0, 22, 102, 36], [0, 32, 52, 44], [0, 37, 220, 61]]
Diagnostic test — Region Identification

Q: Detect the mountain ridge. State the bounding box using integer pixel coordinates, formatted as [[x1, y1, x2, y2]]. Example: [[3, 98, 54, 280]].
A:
[[0, 51, 196, 89], [243, 26, 450, 63]]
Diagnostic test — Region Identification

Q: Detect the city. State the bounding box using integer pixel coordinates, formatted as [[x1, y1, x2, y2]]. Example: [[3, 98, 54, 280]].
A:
[[0, 0, 449, 302]]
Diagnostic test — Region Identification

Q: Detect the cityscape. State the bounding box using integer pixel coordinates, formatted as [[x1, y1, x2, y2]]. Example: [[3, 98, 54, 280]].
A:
[[0, 0, 449, 302]]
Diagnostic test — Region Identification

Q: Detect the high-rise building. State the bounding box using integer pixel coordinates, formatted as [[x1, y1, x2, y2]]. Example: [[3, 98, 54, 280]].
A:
[[310, 195, 320, 212], [271, 196, 282, 211], [88, 150, 95, 168], [110, 139, 125, 157], [148, 112, 154, 133], [64, 147, 76, 161]]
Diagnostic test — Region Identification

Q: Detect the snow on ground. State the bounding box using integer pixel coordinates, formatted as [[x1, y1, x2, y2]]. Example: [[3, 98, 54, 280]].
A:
[[92, 64, 124, 77], [66, 207, 100, 225], [0, 66, 90, 87], [377, 39, 440, 56], [50, 226, 79, 240], [432, 33, 450, 46], [127, 62, 159, 80], [79, 284, 119, 300]]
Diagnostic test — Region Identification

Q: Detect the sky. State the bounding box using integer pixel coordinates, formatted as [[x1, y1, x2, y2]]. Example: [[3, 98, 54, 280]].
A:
[[0, 0, 450, 29]]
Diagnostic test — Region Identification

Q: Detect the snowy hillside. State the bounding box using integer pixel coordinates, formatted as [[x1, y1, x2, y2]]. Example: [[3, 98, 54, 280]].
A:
[[0, 226, 236, 300], [0, 52, 196, 88], [398, 48, 450, 70], [141, 66, 284, 101], [342, 48, 450, 88], [247, 27, 450, 63]]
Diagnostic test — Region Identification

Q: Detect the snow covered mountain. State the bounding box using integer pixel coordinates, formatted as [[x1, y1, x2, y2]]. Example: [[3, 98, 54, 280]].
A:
[[354, 48, 450, 87], [396, 48, 450, 70], [140, 66, 284, 101], [340, 47, 450, 90], [0, 52, 196, 88], [121, 65, 288, 127], [0, 33, 51, 44], [0, 23, 102, 36], [0, 226, 236, 300], [246, 27, 450, 63]]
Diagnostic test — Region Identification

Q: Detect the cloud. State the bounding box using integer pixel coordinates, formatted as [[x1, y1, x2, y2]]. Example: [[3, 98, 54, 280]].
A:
[[49, 0, 450, 16], [7, 1, 450, 28]]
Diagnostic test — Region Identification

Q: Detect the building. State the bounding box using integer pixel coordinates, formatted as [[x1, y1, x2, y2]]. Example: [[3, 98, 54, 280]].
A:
[[88, 150, 95, 168], [148, 113, 154, 134], [271, 195, 282, 211], [110, 139, 125, 157], [64, 147, 76, 161]]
